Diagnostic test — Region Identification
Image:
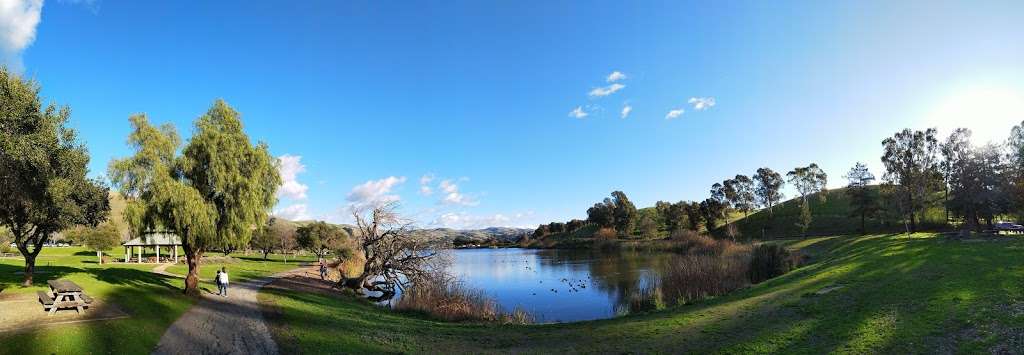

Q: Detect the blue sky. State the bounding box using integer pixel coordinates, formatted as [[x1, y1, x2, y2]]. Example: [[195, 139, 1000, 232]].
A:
[[3, 0, 1024, 229]]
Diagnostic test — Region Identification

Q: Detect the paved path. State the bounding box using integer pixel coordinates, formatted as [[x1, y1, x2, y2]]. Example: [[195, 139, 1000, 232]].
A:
[[151, 266, 302, 355]]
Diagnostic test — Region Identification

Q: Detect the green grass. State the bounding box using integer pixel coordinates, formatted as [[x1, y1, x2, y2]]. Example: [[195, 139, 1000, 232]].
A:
[[0, 246, 311, 354], [723, 187, 949, 239], [165, 253, 313, 284], [258, 233, 1024, 353]]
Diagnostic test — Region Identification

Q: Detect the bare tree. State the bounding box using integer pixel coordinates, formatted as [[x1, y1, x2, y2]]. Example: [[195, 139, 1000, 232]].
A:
[[341, 203, 450, 294]]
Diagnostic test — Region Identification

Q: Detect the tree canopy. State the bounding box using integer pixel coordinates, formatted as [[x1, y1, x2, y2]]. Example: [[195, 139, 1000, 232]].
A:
[[296, 220, 347, 260], [0, 68, 110, 285], [109, 100, 280, 295]]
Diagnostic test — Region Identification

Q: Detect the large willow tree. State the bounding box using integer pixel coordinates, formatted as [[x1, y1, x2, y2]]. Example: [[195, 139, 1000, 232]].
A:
[[109, 100, 279, 295], [0, 68, 110, 286]]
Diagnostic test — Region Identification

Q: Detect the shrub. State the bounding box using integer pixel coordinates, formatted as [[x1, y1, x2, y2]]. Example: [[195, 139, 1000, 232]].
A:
[[667, 230, 751, 256], [748, 244, 796, 284], [395, 273, 532, 324], [659, 254, 750, 305], [593, 227, 620, 251]]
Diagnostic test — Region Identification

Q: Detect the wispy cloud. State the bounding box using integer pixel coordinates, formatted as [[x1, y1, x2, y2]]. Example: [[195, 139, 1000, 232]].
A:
[[688, 97, 716, 111], [665, 108, 684, 120], [606, 71, 627, 83], [588, 83, 625, 97], [621, 104, 633, 119], [277, 154, 308, 200], [439, 179, 477, 206], [568, 106, 588, 119], [345, 176, 406, 211], [273, 203, 310, 221], [0, 0, 43, 71], [418, 174, 434, 196]]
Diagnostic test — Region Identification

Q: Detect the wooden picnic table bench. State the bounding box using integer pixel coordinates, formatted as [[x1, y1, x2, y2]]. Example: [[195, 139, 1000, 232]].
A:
[[38, 279, 93, 315]]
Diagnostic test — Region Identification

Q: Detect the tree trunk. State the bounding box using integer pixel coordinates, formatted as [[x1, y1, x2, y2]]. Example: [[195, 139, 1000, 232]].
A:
[[22, 254, 36, 286], [97, 250, 103, 264], [860, 213, 866, 235], [182, 243, 202, 296]]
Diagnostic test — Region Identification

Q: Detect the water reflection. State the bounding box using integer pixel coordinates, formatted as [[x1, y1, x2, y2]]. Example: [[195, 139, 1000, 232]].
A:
[[439, 248, 675, 323]]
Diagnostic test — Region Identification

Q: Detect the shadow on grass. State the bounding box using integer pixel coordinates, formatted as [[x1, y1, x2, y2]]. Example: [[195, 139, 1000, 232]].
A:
[[0, 264, 196, 354]]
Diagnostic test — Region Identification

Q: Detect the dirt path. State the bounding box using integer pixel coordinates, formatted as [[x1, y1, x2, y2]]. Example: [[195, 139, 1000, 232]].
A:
[[151, 266, 304, 355]]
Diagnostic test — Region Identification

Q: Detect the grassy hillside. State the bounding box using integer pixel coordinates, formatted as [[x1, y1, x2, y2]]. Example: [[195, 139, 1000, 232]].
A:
[[258, 233, 1024, 353], [720, 186, 948, 239]]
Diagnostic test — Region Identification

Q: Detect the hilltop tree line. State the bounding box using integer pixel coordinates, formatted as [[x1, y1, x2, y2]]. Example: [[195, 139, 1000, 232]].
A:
[[532, 125, 1024, 240]]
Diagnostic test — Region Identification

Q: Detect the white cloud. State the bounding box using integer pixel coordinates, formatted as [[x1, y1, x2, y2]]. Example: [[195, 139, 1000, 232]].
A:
[[606, 71, 627, 82], [588, 83, 625, 97], [277, 154, 308, 200], [621, 104, 633, 119], [568, 106, 588, 119], [418, 174, 434, 196], [431, 211, 535, 229], [346, 176, 406, 211], [665, 108, 684, 120], [0, 0, 43, 71], [438, 179, 477, 206], [273, 203, 310, 221], [688, 97, 716, 111]]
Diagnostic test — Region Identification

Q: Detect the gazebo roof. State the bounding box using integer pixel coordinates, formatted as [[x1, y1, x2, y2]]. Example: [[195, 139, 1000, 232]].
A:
[[123, 232, 182, 246]]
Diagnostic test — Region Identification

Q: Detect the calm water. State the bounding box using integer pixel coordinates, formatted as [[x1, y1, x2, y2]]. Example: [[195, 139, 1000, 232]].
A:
[[442, 248, 674, 323]]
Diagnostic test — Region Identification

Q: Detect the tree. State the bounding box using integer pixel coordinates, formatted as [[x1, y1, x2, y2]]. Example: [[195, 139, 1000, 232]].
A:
[[296, 221, 346, 261], [787, 163, 828, 238], [586, 199, 615, 229], [699, 198, 725, 231], [943, 131, 1008, 231], [729, 175, 757, 218], [635, 212, 659, 238], [342, 203, 449, 293], [844, 162, 878, 234], [683, 201, 702, 231], [610, 191, 638, 234], [586, 191, 637, 235], [109, 100, 280, 295], [0, 68, 111, 285], [661, 201, 689, 233], [754, 168, 785, 218], [881, 128, 939, 232], [67, 223, 121, 264], [251, 217, 288, 260]]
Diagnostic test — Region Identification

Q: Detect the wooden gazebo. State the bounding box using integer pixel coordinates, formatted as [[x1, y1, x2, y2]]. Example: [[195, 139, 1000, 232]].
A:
[[122, 231, 182, 263]]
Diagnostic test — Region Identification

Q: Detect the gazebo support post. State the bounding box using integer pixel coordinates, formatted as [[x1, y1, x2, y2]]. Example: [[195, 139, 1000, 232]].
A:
[[156, 245, 160, 263], [137, 246, 142, 264]]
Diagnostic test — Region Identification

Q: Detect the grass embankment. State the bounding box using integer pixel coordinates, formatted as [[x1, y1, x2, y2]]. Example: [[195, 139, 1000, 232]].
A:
[[259, 233, 1024, 353], [722, 187, 948, 239], [0, 246, 313, 354]]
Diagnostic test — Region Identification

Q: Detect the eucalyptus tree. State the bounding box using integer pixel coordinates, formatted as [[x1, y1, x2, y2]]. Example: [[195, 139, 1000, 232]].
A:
[[0, 68, 110, 285], [109, 100, 280, 295], [881, 128, 939, 232], [727, 175, 757, 217], [944, 131, 1008, 230], [940, 128, 972, 223], [788, 163, 828, 237], [844, 162, 877, 234], [754, 168, 785, 218]]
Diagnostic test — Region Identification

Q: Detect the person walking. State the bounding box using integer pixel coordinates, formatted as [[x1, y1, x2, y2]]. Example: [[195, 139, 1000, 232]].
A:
[[215, 269, 223, 296], [319, 261, 328, 280], [217, 267, 229, 297]]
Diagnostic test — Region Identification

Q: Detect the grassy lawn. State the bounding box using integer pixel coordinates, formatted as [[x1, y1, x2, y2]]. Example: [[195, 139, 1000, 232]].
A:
[[165, 253, 314, 284], [258, 233, 1024, 353], [0, 247, 312, 354]]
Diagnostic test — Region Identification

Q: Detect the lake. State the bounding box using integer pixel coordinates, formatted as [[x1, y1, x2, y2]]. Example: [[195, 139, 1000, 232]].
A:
[[437, 248, 676, 323]]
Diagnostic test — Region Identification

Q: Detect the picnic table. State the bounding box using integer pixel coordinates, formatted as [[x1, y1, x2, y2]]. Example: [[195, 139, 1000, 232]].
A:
[[37, 279, 93, 315]]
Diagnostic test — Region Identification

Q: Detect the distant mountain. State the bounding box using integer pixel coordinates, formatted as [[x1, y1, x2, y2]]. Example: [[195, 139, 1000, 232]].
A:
[[412, 227, 533, 245], [274, 218, 530, 245]]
